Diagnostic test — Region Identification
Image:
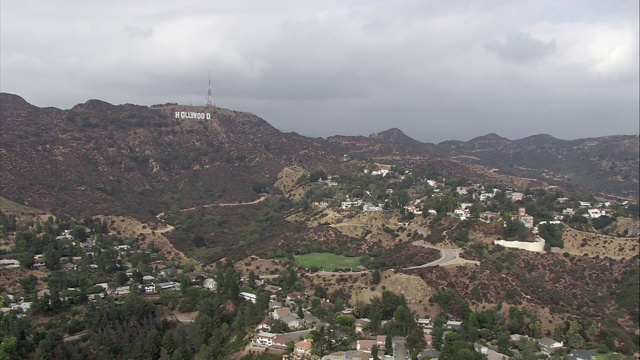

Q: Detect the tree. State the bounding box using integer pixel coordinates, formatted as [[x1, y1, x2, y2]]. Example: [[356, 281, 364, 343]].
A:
[[371, 345, 379, 360], [432, 315, 446, 351], [406, 328, 427, 351], [44, 244, 60, 270], [297, 305, 304, 319], [371, 270, 381, 285], [566, 321, 586, 349], [385, 333, 393, 356]]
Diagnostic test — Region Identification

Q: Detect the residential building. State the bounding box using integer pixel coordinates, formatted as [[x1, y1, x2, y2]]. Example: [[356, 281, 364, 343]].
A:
[[537, 337, 563, 356]]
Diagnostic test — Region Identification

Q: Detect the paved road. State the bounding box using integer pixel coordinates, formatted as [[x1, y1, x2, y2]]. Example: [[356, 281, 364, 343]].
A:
[[402, 241, 460, 270], [393, 336, 407, 360]]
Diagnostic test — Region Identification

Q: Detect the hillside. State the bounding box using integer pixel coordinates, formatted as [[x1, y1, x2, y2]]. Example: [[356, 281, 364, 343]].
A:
[[0, 93, 340, 220], [437, 133, 640, 200]]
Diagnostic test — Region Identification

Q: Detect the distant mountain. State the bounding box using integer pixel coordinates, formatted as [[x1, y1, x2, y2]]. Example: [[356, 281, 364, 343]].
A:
[[435, 133, 639, 199]]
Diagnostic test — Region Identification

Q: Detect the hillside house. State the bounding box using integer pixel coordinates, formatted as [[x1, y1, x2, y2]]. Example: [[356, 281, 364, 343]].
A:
[[272, 307, 292, 320], [256, 318, 275, 332], [445, 320, 462, 330], [240, 292, 257, 303], [253, 332, 276, 346], [556, 197, 569, 203], [157, 281, 181, 291], [341, 200, 362, 209], [113, 286, 130, 297], [587, 209, 607, 218], [286, 291, 304, 302], [294, 338, 313, 358], [417, 318, 432, 329], [363, 203, 383, 212], [480, 211, 501, 223], [480, 192, 495, 201], [139, 284, 156, 294], [203, 278, 217, 292], [281, 315, 305, 329], [510, 192, 524, 201], [404, 205, 422, 215], [512, 208, 534, 228], [356, 336, 385, 353], [264, 284, 282, 294], [562, 208, 575, 216], [579, 201, 591, 207], [537, 337, 563, 356]]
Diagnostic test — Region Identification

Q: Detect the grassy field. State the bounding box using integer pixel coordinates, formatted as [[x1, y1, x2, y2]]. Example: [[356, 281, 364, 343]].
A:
[[294, 253, 362, 272], [0, 195, 41, 213]]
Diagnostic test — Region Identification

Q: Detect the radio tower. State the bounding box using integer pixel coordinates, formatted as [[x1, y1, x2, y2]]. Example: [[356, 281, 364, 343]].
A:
[[206, 71, 213, 107]]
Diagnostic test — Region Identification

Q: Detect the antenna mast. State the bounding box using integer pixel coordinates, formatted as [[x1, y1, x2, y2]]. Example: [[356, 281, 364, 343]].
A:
[[206, 71, 213, 107]]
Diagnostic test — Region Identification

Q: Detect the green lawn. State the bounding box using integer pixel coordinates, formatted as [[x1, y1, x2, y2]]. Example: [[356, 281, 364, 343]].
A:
[[294, 253, 362, 272]]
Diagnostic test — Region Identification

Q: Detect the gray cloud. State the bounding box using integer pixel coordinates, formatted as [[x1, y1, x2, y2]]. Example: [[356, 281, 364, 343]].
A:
[[486, 32, 557, 62], [0, 1, 637, 143]]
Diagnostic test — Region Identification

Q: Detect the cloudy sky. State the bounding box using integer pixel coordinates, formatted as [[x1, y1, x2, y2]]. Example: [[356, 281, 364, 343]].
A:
[[1, 1, 638, 143]]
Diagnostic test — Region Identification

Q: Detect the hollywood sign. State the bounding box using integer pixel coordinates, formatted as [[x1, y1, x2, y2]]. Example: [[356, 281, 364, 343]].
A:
[[175, 111, 211, 120]]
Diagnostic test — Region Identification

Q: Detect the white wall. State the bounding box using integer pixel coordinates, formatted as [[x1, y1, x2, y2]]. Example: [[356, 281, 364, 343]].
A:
[[494, 236, 545, 252]]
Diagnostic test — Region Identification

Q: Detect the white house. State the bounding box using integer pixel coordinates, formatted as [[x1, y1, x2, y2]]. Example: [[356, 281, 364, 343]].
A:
[[588, 209, 607, 218], [240, 292, 257, 303], [363, 203, 383, 212], [203, 278, 218, 292]]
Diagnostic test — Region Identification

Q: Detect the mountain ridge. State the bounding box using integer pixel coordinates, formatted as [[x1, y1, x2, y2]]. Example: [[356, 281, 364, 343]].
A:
[[1, 93, 637, 222]]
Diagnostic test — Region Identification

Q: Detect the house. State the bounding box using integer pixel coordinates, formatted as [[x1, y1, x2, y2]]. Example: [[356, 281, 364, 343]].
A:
[[511, 208, 534, 228], [281, 315, 305, 329], [417, 318, 432, 329], [272, 307, 292, 320], [480, 211, 501, 223], [323, 351, 370, 360], [265, 284, 282, 294], [256, 318, 276, 332], [203, 278, 217, 292], [537, 337, 563, 356], [294, 338, 313, 358], [356, 336, 385, 353], [480, 192, 495, 201], [270, 335, 291, 350], [556, 197, 569, 203], [286, 291, 303, 302], [0, 259, 20, 269], [139, 283, 156, 294], [445, 320, 462, 330], [312, 201, 329, 208], [562, 208, 575, 216], [456, 187, 468, 195], [579, 201, 591, 207], [474, 343, 511, 360], [253, 332, 276, 346], [157, 281, 181, 291], [61, 263, 76, 271], [587, 209, 607, 218], [428, 209, 438, 216], [453, 209, 470, 220], [114, 286, 130, 297], [240, 292, 257, 303], [341, 200, 362, 209], [404, 205, 423, 215], [567, 349, 593, 360], [510, 192, 524, 201], [363, 203, 383, 212]]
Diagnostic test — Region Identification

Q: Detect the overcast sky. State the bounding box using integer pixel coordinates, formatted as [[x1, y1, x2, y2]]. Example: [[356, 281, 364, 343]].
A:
[[1, 1, 638, 143]]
